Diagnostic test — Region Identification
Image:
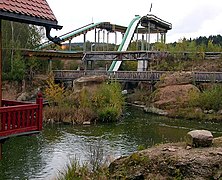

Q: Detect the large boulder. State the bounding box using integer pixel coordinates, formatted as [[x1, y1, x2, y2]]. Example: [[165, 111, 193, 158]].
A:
[[185, 130, 213, 147], [155, 71, 193, 88], [152, 84, 200, 109], [109, 142, 222, 179], [73, 75, 108, 91], [150, 71, 200, 110]]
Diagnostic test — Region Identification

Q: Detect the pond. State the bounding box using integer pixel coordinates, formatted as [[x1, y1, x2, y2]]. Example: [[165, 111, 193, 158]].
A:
[[0, 106, 222, 179]]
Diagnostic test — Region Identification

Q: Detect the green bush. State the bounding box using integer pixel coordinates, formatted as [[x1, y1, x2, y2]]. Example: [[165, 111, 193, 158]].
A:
[[44, 79, 125, 123], [93, 82, 125, 122], [97, 106, 119, 122], [189, 85, 222, 111]]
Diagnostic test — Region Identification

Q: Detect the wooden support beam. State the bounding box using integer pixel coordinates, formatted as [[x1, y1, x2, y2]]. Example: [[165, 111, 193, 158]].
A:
[[0, 20, 1, 104], [0, 20, 2, 160], [0, 143, 2, 160]]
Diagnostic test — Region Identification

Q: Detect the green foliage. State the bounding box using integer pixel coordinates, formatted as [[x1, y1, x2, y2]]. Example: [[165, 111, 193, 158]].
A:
[[66, 61, 79, 70], [52, 60, 64, 70], [137, 145, 146, 151], [121, 61, 137, 71], [44, 80, 125, 123], [97, 106, 119, 122], [93, 82, 125, 122], [44, 73, 65, 106], [127, 88, 152, 105], [153, 42, 167, 51], [57, 159, 90, 180], [57, 156, 110, 180], [188, 85, 222, 111], [79, 88, 92, 109], [2, 20, 44, 82], [6, 51, 25, 82]]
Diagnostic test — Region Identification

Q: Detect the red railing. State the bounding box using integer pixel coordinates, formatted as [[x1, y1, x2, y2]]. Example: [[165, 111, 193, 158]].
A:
[[0, 93, 43, 137]]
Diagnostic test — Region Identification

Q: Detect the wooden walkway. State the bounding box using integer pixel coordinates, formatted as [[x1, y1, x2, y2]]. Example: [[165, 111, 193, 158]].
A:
[[53, 70, 222, 83]]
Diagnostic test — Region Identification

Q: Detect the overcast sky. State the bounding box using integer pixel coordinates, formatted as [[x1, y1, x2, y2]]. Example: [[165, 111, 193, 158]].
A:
[[47, 0, 222, 44]]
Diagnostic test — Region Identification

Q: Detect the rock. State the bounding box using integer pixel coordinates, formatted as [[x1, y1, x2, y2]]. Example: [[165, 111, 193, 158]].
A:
[[17, 92, 30, 101], [185, 130, 213, 148], [186, 145, 192, 150], [83, 121, 91, 125], [144, 106, 168, 116], [194, 108, 202, 114], [155, 71, 193, 88], [121, 89, 128, 95], [73, 75, 108, 92], [204, 109, 214, 114], [217, 109, 222, 115], [213, 136, 222, 146], [151, 84, 200, 109], [109, 142, 222, 179]]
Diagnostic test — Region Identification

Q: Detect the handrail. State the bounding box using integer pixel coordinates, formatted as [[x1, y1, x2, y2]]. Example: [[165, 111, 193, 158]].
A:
[[53, 70, 222, 83], [0, 94, 43, 137]]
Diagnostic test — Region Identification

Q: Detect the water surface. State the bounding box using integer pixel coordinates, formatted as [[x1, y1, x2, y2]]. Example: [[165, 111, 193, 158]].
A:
[[0, 107, 222, 179]]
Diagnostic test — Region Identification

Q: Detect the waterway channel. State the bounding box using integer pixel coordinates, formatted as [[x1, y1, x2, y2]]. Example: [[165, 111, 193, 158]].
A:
[[0, 106, 222, 179]]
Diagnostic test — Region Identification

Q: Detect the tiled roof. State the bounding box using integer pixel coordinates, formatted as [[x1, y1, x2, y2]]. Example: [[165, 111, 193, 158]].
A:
[[0, 0, 61, 29]]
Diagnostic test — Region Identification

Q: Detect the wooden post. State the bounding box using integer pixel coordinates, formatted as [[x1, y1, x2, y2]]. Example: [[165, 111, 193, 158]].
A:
[[0, 20, 2, 105], [36, 91, 43, 131], [0, 20, 2, 160], [0, 143, 2, 160]]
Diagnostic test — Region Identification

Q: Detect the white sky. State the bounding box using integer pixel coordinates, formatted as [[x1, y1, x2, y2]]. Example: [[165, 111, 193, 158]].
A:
[[47, 0, 222, 44]]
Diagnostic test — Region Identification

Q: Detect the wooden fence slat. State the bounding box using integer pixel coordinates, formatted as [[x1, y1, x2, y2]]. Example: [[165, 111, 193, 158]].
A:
[[2, 113, 6, 131], [12, 111, 16, 129], [26, 110, 30, 127], [31, 109, 35, 126], [17, 111, 21, 129], [7, 112, 11, 130], [22, 111, 25, 128]]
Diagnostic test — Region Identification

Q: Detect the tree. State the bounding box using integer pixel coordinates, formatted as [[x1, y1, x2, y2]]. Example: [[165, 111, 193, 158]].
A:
[[2, 20, 44, 81]]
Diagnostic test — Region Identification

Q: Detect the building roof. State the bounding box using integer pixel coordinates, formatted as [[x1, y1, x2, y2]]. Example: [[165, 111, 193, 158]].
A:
[[0, 0, 62, 29]]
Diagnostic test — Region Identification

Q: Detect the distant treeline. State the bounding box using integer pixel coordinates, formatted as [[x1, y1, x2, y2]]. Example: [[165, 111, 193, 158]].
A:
[[194, 35, 222, 46], [167, 35, 222, 51]]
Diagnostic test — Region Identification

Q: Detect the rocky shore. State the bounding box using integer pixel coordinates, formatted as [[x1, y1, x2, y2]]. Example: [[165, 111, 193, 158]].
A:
[[109, 134, 222, 179]]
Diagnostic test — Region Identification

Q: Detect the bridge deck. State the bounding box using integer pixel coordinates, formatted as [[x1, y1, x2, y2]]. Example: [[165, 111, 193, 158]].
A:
[[53, 70, 222, 83]]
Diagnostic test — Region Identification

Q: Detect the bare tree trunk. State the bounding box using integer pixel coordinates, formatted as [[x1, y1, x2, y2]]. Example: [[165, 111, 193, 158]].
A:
[[10, 21, 14, 71]]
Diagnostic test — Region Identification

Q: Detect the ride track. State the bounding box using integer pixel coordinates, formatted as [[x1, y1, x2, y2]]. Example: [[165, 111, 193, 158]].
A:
[[36, 14, 172, 71]]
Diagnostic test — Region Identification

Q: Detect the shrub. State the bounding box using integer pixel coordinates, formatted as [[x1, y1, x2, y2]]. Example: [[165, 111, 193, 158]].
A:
[[92, 82, 125, 122], [44, 79, 125, 123], [44, 73, 65, 106], [188, 84, 222, 111]]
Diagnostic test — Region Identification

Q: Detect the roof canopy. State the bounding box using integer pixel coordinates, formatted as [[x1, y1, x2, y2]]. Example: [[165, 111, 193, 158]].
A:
[[0, 0, 62, 30]]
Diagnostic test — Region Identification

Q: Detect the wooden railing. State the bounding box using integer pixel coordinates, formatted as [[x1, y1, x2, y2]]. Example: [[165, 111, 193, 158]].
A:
[[109, 71, 165, 81], [53, 70, 222, 83], [54, 70, 165, 82], [193, 72, 222, 82], [0, 93, 43, 138]]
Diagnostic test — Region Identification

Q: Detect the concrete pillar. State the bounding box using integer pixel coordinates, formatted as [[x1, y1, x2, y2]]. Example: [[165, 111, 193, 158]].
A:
[[94, 28, 97, 51], [102, 30, 105, 51], [107, 32, 109, 51], [83, 33, 86, 52], [141, 34, 144, 50], [69, 39, 72, 51]]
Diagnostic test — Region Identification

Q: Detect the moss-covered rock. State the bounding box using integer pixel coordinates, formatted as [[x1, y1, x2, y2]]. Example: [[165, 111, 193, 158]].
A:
[[109, 141, 222, 179]]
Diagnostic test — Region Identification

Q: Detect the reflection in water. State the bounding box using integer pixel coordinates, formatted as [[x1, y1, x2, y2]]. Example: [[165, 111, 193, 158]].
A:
[[0, 106, 222, 179]]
